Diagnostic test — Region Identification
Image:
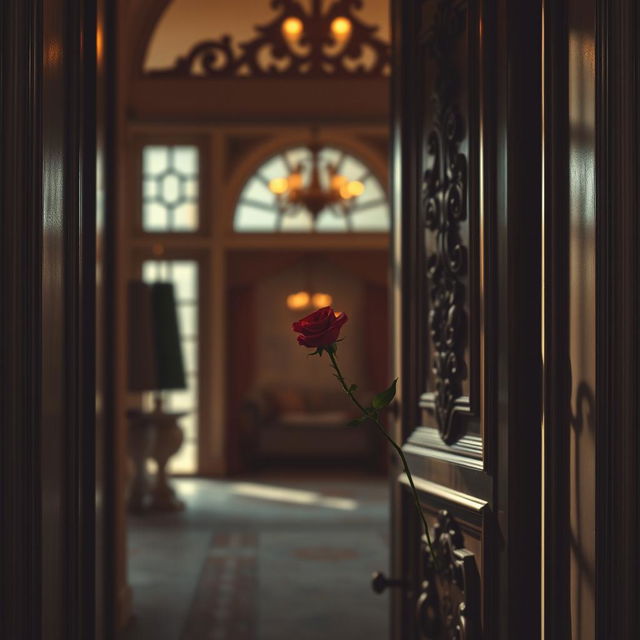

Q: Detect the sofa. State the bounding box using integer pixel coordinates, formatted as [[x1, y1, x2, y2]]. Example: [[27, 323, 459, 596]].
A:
[[240, 386, 379, 467]]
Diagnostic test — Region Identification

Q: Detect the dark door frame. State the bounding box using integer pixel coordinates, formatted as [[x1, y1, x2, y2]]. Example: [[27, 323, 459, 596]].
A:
[[0, 0, 116, 638]]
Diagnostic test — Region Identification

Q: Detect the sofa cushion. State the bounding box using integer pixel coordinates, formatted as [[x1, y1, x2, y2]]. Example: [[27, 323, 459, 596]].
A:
[[268, 389, 307, 414]]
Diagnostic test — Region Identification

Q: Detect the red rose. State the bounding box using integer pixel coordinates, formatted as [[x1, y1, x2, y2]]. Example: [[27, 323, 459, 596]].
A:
[[292, 306, 348, 348]]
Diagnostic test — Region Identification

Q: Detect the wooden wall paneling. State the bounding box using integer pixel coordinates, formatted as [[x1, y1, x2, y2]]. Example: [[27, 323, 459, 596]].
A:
[[595, 0, 640, 636]]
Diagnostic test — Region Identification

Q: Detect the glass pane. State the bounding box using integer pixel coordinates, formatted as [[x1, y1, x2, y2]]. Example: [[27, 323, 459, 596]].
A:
[[171, 262, 197, 301], [173, 146, 198, 174], [143, 178, 158, 199], [234, 204, 278, 231], [184, 178, 198, 199], [143, 146, 169, 174], [181, 339, 197, 372], [161, 173, 180, 204], [170, 389, 197, 412], [143, 202, 168, 230], [315, 208, 349, 232], [280, 210, 314, 231], [174, 202, 198, 230], [351, 203, 390, 231], [178, 304, 197, 337], [258, 155, 289, 181], [242, 177, 275, 203], [142, 261, 158, 281], [353, 176, 385, 206], [233, 145, 389, 233], [141, 144, 199, 232]]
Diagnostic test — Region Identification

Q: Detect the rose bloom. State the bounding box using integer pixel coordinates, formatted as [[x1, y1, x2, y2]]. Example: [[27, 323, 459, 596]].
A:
[[292, 306, 348, 348]]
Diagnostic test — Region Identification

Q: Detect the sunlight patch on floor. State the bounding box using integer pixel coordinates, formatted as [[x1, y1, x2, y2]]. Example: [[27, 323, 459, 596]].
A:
[[230, 482, 359, 511]]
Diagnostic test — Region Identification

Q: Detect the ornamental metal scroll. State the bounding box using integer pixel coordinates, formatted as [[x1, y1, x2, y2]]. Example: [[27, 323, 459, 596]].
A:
[[147, 0, 390, 78], [421, 0, 469, 444], [417, 511, 481, 639]]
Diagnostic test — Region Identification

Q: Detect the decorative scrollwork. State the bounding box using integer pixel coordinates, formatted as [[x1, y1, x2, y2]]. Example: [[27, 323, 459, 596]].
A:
[[148, 0, 390, 78], [422, 0, 468, 444], [417, 511, 481, 639]]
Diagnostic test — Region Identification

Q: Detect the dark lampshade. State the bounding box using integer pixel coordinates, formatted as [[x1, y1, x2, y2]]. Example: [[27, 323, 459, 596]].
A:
[[127, 281, 186, 392]]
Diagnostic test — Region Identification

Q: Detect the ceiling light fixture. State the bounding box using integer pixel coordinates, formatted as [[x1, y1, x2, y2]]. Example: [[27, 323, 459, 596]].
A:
[[268, 133, 365, 222]]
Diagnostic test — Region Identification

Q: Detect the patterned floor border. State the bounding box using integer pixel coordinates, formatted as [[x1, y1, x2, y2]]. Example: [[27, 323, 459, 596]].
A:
[[181, 532, 258, 640]]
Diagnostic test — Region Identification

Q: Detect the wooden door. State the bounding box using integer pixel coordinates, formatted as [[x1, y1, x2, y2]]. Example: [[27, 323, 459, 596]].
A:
[[384, 1, 543, 637]]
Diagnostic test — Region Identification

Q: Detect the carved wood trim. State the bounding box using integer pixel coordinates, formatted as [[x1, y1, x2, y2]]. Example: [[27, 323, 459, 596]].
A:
[[146, 0, 390, 79], [417, 511, 482, 639], [417, 0, 494, 457], [406, 427, 483, 471], [420, 0, 469, 445]]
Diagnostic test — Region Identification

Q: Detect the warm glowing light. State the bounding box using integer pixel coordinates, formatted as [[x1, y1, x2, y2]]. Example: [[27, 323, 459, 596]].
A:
[[282, 17, 304, 39], [269, 177, 289, 195], [330, 174, 348, 190], [331, 17, 352, 39], [96, 25, 104, 62], [346, 180, 365, 196], [339, 180, 365, 199], [288, 172, 303, 191], [286, 291, 311, 310], [311, 292, 333, 308]]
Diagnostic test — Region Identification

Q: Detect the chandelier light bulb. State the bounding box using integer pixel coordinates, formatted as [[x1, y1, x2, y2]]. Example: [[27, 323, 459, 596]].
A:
[[311, 292, 333, 308], [287, 171, 303, 192], [282, 17, 304, 41], [286, 291, 311, 310], [330, 17, 352, 39], [331, 174, 348, 190], [346, 180, 365, 197], [269, 177, 289, 195]]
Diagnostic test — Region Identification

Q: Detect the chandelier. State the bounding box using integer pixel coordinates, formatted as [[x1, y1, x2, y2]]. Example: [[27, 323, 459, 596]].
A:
[[268, 139, 365, 221]]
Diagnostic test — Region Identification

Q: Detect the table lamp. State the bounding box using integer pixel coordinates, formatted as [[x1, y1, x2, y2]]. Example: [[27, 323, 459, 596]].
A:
[[126, 281, 187, 512]]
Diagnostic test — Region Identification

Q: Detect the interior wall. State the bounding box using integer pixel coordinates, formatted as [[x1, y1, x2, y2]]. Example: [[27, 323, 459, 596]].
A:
[[254, 259, 367, 393]]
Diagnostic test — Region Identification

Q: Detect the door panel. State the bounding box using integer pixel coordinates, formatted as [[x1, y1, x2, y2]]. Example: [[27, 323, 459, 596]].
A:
[[390, 1, 542, 637]]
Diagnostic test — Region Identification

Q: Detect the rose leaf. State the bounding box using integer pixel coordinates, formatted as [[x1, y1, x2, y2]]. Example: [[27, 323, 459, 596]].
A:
[[372, 378, 398, 409]]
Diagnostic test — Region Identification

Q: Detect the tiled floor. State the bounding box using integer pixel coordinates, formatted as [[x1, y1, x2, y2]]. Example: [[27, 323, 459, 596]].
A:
[[120, 473, 390, 640]]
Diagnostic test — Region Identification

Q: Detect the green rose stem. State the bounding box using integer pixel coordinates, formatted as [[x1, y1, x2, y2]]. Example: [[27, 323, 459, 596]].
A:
[[325, 345, 440, 570]]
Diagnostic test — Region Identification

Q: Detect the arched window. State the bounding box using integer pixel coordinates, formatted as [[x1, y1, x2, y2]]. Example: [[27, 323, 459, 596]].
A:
[[234, 146, 389, 232]]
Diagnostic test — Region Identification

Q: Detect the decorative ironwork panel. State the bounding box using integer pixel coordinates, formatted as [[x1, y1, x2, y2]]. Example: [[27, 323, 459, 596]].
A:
[[147, 0, 390, 79], [417, 511, 481, 639]]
